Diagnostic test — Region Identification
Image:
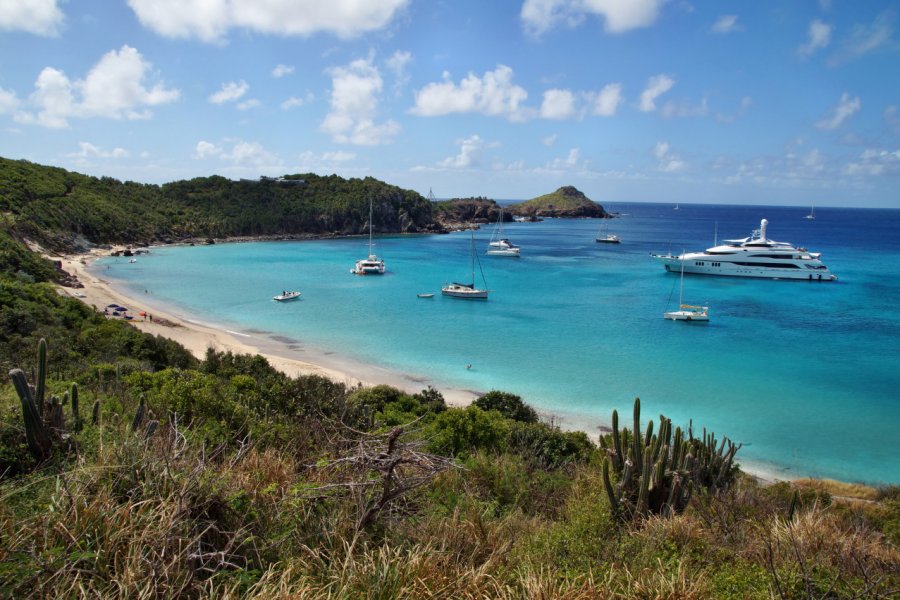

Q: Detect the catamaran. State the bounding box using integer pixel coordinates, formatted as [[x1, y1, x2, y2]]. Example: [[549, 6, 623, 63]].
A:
[[443, 232, 489, 299], [486, 207, 520, 257], [351, 198, 385, 275], [652, 219, 836, 281]]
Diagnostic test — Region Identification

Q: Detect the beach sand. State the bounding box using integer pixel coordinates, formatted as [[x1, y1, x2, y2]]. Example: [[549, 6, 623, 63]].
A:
[[57, 249, 479, 407]]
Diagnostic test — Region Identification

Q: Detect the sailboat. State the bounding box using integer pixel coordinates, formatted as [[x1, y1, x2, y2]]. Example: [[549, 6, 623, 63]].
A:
[[664, 254, 709, 322], [804, 205, 816, 220], [673, 203, 680, 210], [595, 208, 620, 244], [443, 232, 489, 299], [486, 207, 520, 256], [351, 198, 385, 275]]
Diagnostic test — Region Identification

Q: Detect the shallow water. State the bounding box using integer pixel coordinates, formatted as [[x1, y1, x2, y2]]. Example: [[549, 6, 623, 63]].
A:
[[97, 202, 900, 484]]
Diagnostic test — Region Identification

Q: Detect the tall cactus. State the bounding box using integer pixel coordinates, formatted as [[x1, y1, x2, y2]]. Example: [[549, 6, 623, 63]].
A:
[[599, 397, 741, 523], [9, 368, 53, 461], [71, 383, 81, 431], [35, 338, 47, 416]]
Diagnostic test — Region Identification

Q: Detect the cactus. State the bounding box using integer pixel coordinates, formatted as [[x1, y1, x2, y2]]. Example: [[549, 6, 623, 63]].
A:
[[131, 394, 146, 432], [92, 398, 101, 425], [71, 383, 81, 431], [599, 397, 741, 523], [10, 368, 53, 461], [35, 338, 47, 416]]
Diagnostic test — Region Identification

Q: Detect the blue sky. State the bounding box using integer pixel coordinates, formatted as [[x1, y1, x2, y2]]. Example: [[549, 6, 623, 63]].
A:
[[0, 1, 898, 207]]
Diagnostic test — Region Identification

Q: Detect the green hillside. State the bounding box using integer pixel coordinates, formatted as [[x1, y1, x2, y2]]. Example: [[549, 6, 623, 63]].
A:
[[0, 157, 438, 252], [507, 185, 606, 218]]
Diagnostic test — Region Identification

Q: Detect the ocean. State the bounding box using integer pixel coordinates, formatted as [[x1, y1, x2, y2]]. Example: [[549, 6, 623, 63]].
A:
[[94, 202, 900, 484]]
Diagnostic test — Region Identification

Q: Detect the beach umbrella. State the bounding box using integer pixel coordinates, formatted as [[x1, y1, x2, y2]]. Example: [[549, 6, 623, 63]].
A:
[[107, 304, 120, 308], [139, 311, 146, 316]]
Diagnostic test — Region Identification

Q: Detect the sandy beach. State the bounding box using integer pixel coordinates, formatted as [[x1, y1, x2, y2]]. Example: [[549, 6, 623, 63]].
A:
[[57, 248, 480, 407]]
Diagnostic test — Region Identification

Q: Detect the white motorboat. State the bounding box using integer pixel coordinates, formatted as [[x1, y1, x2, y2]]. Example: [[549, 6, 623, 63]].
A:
[[417, 293, 434, 298], [352, 198, 386, 275], [443, 232, 489, 299], [274, 291, 301, 301], [652, 219, 837, 281], [486, 207, 520, 257], [664, 255, 708, 322]]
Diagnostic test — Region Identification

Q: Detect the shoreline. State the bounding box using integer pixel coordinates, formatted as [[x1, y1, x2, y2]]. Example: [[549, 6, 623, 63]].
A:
[[56, 247, 481, 407], [56, 244, 817, 486]]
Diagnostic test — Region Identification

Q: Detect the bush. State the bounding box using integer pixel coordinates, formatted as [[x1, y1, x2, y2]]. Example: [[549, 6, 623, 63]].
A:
[[473, 390, 538, 423], [427, 406, 510, 457]]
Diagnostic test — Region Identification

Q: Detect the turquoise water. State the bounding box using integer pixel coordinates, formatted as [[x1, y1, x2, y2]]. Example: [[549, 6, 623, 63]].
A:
[[96, 203, 900, 484]]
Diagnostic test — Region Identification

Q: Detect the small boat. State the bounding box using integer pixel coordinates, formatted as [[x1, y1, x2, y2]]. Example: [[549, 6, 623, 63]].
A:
[[486, 207, 520, 257], [804, 205, 816, 220], [417, 293, 434, 298], [352, 197, 386, 275], [129, 258, 137, 263], [596, 207, 620, 244], [443, 232, 489, 300], [273, 291, 301, 301], [673, 203, 680, 210], [663, 255, 709, 322]]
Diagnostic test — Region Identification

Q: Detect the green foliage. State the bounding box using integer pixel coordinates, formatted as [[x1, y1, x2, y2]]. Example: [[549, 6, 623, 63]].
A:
[[506, 420, 594, 469], [600, 397, 741, 523], [0, 157, 437, 252], [473, 390, 538, 423], [427, 405, 510, 457]]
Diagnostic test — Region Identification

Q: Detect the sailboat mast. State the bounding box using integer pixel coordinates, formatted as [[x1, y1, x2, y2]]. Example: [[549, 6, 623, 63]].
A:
[[368, 198, 374, 257], [470, 231, 475, 284], [679, 254, 685, 307]]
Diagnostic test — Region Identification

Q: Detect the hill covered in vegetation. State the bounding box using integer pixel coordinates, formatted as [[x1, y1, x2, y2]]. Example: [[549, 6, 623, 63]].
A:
[[0, 157, 439, 252], [0, 159, 897, 598], [507, 185, 607, 218]]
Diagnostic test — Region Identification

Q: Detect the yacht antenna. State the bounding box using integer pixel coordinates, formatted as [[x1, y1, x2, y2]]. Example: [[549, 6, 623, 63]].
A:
[[714, 221, 718, 246]]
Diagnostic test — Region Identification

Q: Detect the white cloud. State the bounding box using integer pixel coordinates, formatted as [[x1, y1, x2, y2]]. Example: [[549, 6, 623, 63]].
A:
[[438, 135, 484, 168], [540, 89, 576, 119], [546, 148, 581, 170], [272, 64, 294, 78], [845, 148, 900, 176], [209, 80, 249, 104], [711, 15, 739, 34], [194, 140, 222, 159], [411, 65, 530, 121], [590, 83, 623, 116], [0, 86, 20, 114], [0, 0, 64, 36], [320, 56, 400, 145], [13, 45, 179, 128], [661, 97, 709, 119], [816, 92, 860, 130], [654, 141, 685, 172], [281, 93, 313, 110], [237, 98, 260, 110], [221, 140, 279, 167], [322, 150, 356, 162], [798, 19, 832, 57], [541, 133, 558, 146], [639, 74, 675, 112], [828, 11, 895, 66], [386, 50, 412, 89], [68, 142, 130, 159], [521, 0, 664, 36], [127, 0, 410, 43]]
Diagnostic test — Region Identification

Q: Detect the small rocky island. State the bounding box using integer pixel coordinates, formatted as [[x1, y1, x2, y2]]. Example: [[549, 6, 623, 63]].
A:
[[507, 186, 607, 219]]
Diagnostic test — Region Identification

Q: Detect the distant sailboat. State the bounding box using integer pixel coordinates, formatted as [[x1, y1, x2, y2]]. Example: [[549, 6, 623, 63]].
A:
[[443, 232, 489, 299], [804, 205, 816, 220], [664, 254, 709, 322], [596, 206, 620, 244], [486, 207, 520, 256], [673, 203, 680, 210], [351, 198, 385, 275]]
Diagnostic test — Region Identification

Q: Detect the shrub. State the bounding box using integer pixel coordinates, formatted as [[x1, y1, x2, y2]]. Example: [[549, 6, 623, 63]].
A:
[[474, 390, 538, 423]]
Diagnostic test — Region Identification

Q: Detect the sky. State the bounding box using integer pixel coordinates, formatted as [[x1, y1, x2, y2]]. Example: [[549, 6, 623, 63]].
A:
[[0, 1, 898, 208]]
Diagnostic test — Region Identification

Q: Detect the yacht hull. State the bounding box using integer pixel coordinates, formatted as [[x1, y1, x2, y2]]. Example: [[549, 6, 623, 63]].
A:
[[441, 286, 488, 299], [655, 254, 836, 280]]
